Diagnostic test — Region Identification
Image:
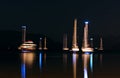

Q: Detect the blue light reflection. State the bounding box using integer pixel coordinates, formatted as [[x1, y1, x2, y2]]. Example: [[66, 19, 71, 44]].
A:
[[39, 53, 42, 71], [21, 63, 26, 78], [90, 54, 93, 72]]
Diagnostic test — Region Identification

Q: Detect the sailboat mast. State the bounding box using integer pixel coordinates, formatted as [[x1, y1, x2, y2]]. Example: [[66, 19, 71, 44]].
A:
[[22, 26, 26, 43], [44, 37, 48, 50], [72, 19, 77, 48], [84, 22, 89, 48], [63, 34, 68, 48], [39, 38, 42, 50], [99, 37, 103, 50]]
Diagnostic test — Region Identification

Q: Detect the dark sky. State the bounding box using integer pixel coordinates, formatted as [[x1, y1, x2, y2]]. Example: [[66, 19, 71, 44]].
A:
[[1, 0, 120, 45]]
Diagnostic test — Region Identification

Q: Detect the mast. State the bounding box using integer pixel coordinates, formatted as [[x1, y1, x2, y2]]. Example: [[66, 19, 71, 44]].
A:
[[39, 38, 42, 50], [72, 19, 79, 51], [83, 22, 89, 48], [99, 37, 103, 50], [81, 21, 93, 52], [43, 37, 48, 50], [22, 26, 26, 43], [63, 34, 69, 50]]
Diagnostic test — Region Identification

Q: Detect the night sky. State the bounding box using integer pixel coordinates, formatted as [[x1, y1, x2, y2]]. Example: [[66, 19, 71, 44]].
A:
[[0, 0, 120, 48]]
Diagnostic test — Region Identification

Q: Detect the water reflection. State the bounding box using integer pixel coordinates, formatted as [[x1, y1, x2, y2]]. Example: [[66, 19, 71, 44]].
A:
[[82, 53, 93, 78], [90, 54, 93, 72], [39, 53, 42, 70], [20, 52, 35, 78], [72, 53, 79, 78], [39, 52, 47, 71], [21, 63, 26, 78], [63, 53, 67, 71], [100, 54, 103, 67]]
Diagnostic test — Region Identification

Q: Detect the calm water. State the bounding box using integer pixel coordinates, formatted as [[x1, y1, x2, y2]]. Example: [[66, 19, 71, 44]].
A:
[[0, 50, 120, 78]]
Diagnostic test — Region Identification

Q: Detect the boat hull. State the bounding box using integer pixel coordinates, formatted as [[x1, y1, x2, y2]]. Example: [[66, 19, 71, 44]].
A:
[[81, 47, 94, 52], [71, 48, 79, 51]]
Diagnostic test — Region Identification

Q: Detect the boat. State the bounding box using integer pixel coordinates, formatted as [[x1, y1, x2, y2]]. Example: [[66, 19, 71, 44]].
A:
[[71, 19, 79, 51], [18, 41, 37, 51], [81, 22, 93, 52], [38, 38, 42, 50], [63, 34, 69, 51], [43, 37, 48, 50], [98, 37, 103, 51]]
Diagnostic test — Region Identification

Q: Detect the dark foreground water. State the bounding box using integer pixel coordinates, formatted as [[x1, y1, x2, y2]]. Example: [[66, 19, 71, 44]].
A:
[[0, 50, 120, 78]]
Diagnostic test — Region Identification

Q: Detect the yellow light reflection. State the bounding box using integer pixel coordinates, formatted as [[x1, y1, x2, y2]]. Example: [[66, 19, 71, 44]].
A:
[[21, 52, 35, 67], [82, 53, 90, 78], [72, 53, 79, 78]]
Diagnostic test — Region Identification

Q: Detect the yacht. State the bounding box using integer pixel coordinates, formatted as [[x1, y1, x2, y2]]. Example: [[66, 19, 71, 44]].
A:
[[71, 19, 79, 51], [81, 22, 93, 52], [63, 34, 69, 50], [18, 41, 36, 51]]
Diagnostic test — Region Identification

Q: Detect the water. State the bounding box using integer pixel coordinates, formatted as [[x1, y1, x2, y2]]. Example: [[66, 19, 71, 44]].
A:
[[0, 50, 120, 78]]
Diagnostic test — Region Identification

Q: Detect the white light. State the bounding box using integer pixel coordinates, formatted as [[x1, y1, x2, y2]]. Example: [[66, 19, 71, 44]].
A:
[[22, 26, 26, 29], [90, 38, 93, 40], [85, 21, 89, 24]]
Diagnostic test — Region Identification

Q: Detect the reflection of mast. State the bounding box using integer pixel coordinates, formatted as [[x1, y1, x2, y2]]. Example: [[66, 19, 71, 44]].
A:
[[63, 53, 67, 72], [22, 26, 26, 43], [72, 19, 79, 51], [98, 37, 103, 50], [39, 38, 42, 50], [63, 34, 69, 50], [43, 37, 48, 50], [39, 53, 42, 71], [39, 52, 47, 72], [21, 63, 26, 78], [82, 53, 93, 78], [82, 54, 90, 78], [72, 53, 78, 78]]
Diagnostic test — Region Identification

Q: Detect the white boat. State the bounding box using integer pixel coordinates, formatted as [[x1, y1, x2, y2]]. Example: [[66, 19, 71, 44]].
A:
[[18, 41, 36, 51], [81, 22, 93, 52], [71, 19, 79, 51]]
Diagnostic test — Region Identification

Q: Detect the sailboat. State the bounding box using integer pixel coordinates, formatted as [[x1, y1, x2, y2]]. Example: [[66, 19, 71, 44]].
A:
[[18, 26, 36, 51], [43, 37, 48, 50], [81, 22, 93, 52], [63, 34, 69, 50], [38, 38, 42, 50], [98, 37, 103, 50], [71, 19, 79, 51]]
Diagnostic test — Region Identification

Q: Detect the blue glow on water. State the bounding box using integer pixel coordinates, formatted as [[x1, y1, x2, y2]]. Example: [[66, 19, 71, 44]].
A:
[[84, 68, 88, 78], [90, 54, 93, 72], [21, 63, 26, 78], [39, 53, 42, 70], [73, 53, 76, 63], [84, 52, 91, 55]]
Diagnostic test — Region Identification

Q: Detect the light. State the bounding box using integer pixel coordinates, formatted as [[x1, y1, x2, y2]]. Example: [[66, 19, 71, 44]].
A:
[[90, 54, 93, 72], [85, 21, 89, 24], [84, 68, 88, 78], [22, 26, 26, 29], [39, 53, 42, 71], [21, 63, 26, 78], [90, 38, 93, 41]]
